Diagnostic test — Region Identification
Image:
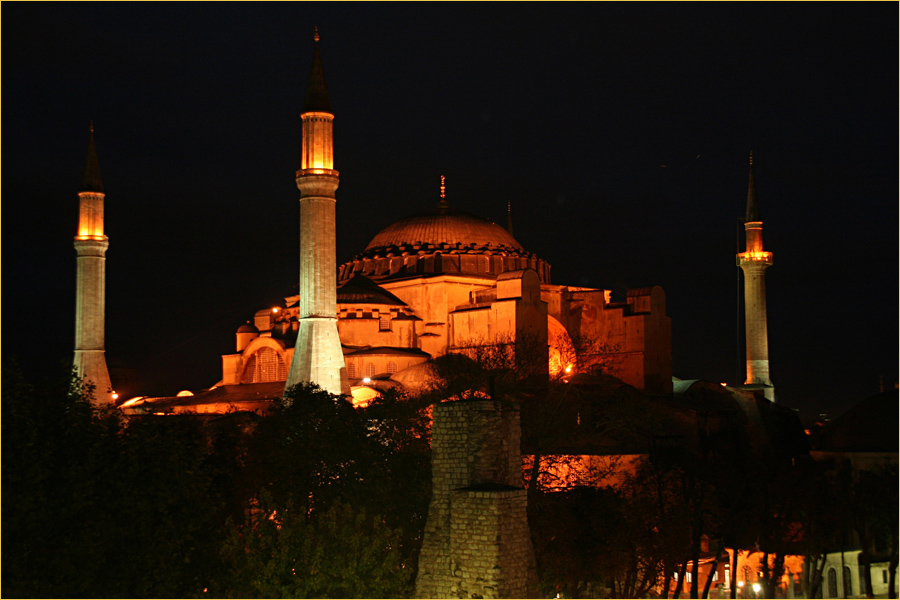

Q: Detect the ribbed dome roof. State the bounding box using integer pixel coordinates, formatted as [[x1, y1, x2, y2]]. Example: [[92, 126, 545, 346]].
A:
[[365, 208, 523, 253]]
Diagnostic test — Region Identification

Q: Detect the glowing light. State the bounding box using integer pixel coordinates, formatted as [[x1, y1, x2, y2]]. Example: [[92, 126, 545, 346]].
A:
[[564, 364, 573, 374], [309, 168, 326, 175], [363, 377, 371, 383], [738, 581, 744, 587], [720, 382, 727, 387], [111, 392, 119, 400], [440, 175, 446, 199], [739, 250, 772, 262], [752, 583, 761, 594], [272, 307, 280, 313], [176, 390, 194, 397]]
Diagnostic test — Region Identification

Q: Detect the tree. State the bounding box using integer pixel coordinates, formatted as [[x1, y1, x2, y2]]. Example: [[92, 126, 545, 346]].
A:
[[2, 361, 231, 598], [220, 496, 412, 598]]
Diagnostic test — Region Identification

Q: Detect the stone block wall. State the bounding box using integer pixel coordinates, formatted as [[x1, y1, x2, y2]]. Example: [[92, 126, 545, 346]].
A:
[[416, 400, 536, 598]]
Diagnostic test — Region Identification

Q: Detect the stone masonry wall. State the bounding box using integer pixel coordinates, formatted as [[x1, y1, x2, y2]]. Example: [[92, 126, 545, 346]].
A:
[[416, 400, 536, 598]]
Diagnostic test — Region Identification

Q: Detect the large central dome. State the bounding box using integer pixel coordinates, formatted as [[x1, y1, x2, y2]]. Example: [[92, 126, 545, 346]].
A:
[[365, 208, 523, 254], [338, 202, 551, 284]]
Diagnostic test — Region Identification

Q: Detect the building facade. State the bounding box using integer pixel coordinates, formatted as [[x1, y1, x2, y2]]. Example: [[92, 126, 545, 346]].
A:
[[122, 33, 672, 414]]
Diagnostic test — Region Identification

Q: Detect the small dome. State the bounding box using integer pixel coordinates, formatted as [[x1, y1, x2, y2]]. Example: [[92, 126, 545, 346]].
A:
[[365, 208, 522, 253], [237, 322, 259, 334]]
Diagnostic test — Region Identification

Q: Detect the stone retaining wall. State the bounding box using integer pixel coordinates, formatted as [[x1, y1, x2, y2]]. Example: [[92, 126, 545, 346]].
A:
[[416, 399, 536, 598]]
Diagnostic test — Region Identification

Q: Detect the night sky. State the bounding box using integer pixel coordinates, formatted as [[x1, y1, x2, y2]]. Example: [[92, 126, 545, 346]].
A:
[[4, 3, 896, 423]]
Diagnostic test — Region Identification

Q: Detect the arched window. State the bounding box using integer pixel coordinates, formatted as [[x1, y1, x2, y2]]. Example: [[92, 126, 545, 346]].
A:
[[347, 361, 357, 379], [386, 361, 398, 374], [365, 362, 376, 378], [842, 566, 852, 598], [241, 347, 287, 383], [827, 568, 838, 599], [379, 314, 391, 331]]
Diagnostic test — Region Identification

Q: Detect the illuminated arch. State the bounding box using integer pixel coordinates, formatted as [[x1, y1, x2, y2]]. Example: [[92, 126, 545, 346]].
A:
[[240, 337, 288, 383]]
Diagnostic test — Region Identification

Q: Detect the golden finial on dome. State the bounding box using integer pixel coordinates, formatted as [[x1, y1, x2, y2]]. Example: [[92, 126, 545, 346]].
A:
[[314, 26, 320, 43], [437, 175, 449, 214], [90, 120, 94, 134], [749, 150, 753, 166]]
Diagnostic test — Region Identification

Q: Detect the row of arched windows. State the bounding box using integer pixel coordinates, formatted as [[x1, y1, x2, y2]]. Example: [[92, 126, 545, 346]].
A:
[[346, 360, 398, 379]]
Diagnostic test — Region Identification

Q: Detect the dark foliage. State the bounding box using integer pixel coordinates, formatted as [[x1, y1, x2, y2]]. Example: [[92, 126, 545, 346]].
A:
[[2, 366, 431, 598]]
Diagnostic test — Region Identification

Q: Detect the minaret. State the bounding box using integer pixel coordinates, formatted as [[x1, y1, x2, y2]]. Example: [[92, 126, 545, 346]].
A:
[[736, 152, 774, 401], [285, 29, 350, 396], [73, 123, 114, 405]]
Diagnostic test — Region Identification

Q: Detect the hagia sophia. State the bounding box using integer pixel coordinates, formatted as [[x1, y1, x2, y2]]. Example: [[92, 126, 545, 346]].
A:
[[105, 33, 680, 416], [68, 31, 775, 418], [65, 31, 899, 599]]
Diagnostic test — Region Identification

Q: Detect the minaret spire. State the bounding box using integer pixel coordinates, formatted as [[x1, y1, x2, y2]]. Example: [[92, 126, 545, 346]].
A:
[[81, 121, 104, 193], [285, 29, 350, 396], [736, 151, 774, 401], [302, 27, 332, 113], [73, 123, 114, 405], [506, 199, 514, 236], [745, 150, 760, 222]]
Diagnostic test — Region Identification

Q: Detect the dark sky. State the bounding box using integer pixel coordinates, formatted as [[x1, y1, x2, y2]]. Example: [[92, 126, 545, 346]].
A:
[[4, 3, 896, 422]]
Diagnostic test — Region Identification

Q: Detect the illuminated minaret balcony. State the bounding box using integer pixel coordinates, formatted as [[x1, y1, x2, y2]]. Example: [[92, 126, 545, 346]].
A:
[[298, 111, 337, 177]]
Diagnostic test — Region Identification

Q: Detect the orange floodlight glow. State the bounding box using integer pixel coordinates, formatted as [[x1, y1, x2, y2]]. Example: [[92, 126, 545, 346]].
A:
[[739, 250, 772, 262]]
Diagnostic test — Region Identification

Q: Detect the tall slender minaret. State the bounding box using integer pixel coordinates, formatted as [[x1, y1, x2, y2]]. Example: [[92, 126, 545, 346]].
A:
[[73, 123, 114, 405], [736, 152, 774, 401], [285, 29, 350, 396]]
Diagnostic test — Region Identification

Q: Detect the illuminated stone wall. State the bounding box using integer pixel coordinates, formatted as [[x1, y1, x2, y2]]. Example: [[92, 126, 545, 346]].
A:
[[415, 400, 536, 599], [541, 284, 673, 395]]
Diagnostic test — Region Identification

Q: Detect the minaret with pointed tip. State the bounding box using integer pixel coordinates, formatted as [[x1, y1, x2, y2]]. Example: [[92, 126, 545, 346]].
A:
[[285, 29, 350, 396], [736, 152, 775, 401], [73, 123, 114, 404]]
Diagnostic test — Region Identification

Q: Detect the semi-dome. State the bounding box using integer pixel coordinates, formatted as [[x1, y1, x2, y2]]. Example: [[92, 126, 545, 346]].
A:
[[365, 208, 523, 254]]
